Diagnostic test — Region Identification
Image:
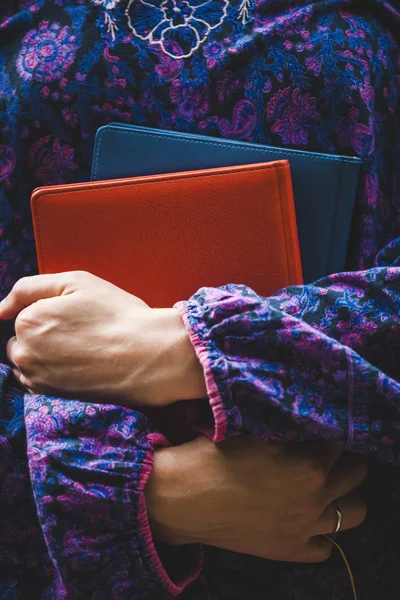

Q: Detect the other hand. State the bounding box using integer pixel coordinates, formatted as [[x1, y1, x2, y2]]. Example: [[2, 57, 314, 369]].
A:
[[145, 436, 368, 562], [0, 271, 206, 405]]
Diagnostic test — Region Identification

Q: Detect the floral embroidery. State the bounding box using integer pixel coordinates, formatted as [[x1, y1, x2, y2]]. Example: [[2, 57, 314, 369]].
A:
[[215, 70, 241, 102], [16, 21, 77, 82], [335, 106, 374, 156], [91, 0, 121, 42], [125, 0, 229, 59], [93, 0, 119, 7], [154, 41, 184, 80], [170, 79, 209, 120], [237, 0, 252, 25], [266, 87, 320, 146], [28, 136, 78, 185], [203, 40, 226, 70], [305, 55, 322, 76], [219, 99, 257, 139]]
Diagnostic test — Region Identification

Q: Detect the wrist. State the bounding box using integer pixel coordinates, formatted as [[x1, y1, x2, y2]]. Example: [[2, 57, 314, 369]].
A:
[[145, 445, 193, 546], [152, 308, 207, 404], [142, 445, 203, 591], [122, 307, 206, 407]]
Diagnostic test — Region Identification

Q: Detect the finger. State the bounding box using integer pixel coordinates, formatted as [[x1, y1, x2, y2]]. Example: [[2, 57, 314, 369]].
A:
[[325, 452, 368, 502], [292, 536, 334, 564], [314, 492, 368, 535], [6, 336, 19, 367], [0, 273, 72, 321], [7, 337, 34, 380], [11, 368, 34, 393]]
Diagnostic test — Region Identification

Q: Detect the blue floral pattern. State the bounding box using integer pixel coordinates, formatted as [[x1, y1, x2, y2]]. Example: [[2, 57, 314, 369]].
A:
[[0, 1, 400, 599], [28, 135, 78, 184], [16, 21, 78, 82], [266, 87, 320, 145]]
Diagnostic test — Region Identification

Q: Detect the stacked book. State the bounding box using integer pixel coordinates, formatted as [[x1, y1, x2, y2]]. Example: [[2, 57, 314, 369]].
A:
[[31, 125, 361, 306]]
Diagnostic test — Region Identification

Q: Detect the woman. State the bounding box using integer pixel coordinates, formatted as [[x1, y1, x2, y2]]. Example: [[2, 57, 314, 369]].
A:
[[0, 0, 399, 598]]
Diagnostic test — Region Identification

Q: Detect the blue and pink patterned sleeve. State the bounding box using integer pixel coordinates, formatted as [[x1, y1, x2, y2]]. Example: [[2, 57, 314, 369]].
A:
[[175, 264, 400, 464], [21, 387, 202, 598]]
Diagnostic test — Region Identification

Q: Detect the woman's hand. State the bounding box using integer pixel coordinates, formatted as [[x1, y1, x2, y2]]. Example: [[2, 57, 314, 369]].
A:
[[145, 436, 368, 563], [0, 271, 206, 405]]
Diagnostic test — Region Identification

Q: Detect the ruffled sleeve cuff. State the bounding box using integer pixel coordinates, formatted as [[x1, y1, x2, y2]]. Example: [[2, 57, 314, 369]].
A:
[[24, 395, 202, 599], [175, 301, 228, 443], [174, 285, 262, 443]]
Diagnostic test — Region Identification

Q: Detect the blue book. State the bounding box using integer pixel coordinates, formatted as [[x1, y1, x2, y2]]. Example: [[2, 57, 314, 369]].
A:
[[91, 124, 362, 283]]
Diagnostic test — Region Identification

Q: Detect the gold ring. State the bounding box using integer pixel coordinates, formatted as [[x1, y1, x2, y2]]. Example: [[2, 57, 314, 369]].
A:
[[333, 502, 343, 534]]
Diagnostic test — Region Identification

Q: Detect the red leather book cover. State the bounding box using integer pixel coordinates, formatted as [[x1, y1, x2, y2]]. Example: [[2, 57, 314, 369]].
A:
[[31, 161, 303, 308]]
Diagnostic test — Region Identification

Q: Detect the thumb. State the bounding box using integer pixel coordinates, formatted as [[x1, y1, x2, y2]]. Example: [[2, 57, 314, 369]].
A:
[[0, 274, 70, 320]]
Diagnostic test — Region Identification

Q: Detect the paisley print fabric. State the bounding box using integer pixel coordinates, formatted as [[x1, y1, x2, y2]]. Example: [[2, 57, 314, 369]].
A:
[[177, 268, 400, 458], [0, 364, 201, 599], [0, 1, 400, 598]]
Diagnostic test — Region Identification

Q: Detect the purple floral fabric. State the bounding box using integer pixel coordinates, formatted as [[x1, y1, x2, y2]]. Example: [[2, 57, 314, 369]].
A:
[[0, 0, 400, 599], [177, 267, 400, 457], [0, 364, 201, 599]]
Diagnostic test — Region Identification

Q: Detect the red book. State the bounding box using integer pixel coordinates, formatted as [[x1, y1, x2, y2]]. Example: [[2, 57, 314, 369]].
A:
[[31, 161, 302, 307]]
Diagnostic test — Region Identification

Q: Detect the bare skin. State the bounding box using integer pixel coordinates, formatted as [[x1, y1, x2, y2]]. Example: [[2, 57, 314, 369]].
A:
[[0, 271, 368, 562]]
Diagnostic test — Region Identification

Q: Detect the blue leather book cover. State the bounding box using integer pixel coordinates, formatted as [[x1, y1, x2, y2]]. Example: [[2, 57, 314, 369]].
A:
[[91, 124, 362, 283]]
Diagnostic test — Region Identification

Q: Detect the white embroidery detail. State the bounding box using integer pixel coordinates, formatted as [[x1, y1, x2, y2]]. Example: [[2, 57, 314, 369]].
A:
[[92, 0, 120, 42], [125, 0, 229, 60], [92, 0, 119, 7], [238, 0, 251, 25]]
